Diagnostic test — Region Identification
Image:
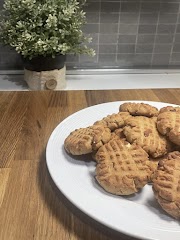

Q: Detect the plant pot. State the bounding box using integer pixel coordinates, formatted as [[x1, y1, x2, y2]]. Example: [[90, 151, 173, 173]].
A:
[[22, 54, 67, 90]]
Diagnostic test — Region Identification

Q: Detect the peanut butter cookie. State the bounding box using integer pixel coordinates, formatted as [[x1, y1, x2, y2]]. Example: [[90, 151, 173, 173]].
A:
[[157, 108, 180, 146], [95, 139, 152, 195], [64, 125, 111, 155], [152, 151, 180, 219], [119, 102, 159, 117]]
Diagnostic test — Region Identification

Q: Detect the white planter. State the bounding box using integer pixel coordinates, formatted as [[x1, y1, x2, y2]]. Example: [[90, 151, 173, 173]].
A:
[[24, 65, 66, 90]]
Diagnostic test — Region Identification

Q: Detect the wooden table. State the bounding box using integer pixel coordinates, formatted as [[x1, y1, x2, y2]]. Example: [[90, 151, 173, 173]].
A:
[[0, 89, 179, 240]]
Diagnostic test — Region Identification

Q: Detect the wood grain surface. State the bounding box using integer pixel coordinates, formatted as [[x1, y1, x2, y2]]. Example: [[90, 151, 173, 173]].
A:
[[0, 89, 180, 240]]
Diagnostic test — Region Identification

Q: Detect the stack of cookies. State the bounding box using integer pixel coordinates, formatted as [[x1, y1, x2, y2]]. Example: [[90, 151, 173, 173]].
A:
[[64, 102, 180, 220]]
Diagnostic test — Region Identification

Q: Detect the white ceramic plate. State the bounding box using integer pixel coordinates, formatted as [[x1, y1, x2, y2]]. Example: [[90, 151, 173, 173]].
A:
[[46, 101, 180, 240]]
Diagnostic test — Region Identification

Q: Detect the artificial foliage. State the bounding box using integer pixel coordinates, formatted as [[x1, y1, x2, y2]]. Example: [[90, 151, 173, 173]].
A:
[[0, 0, 95, 59]]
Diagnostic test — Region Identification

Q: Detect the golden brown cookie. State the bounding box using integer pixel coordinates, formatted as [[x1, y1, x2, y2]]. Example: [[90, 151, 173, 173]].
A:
[[152, 151, 180, 219], [94, 112, 130, 131], [95, 139, 152, 195], [64, 125, 111, 155], [123, 116, 172, 158], [157, 109, 180, 146], [159, 106, 180, 114], [119, 102, 159, 117]]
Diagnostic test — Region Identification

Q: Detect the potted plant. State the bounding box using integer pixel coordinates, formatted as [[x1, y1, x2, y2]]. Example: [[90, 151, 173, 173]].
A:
[[0, 0, 95, 90]]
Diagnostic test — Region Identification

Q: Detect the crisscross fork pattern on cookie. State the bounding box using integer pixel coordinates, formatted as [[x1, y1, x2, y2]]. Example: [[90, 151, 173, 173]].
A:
[[152, 159, 180, 219], [95, 139, 151, 195]]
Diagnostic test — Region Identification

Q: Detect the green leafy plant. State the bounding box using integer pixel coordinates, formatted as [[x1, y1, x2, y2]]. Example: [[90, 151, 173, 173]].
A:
[[0, 0, 95, 59]]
